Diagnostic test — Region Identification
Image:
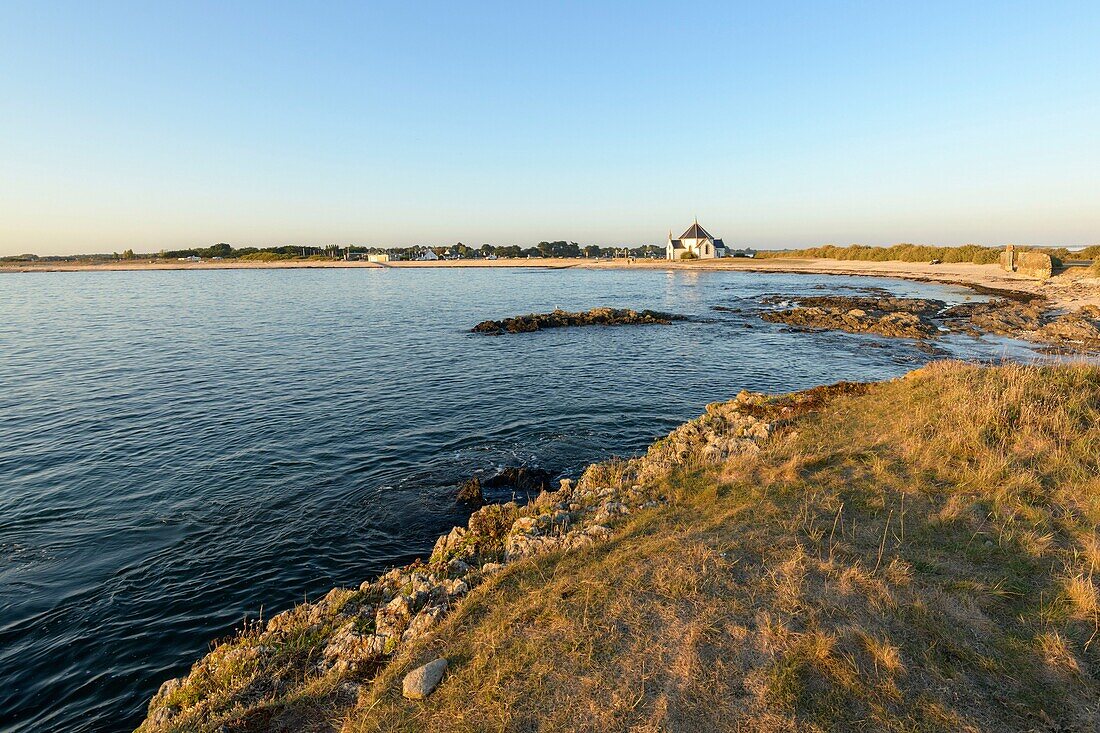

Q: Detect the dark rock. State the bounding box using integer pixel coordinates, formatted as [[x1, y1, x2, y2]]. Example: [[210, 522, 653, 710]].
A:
[[1035, 305, 1100, 348], [760, 294, 941, 339], [472, 307, 683, 335], [456, 477, 483, 505], [484, 466, 556, 495], [940, 298, 1044, 337], [762, 294, 944, 315], [760, 293, 1100, 352]]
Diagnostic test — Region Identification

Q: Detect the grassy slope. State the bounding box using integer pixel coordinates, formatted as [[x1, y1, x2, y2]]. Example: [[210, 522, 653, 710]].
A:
[[346, 362, 1100, 732]]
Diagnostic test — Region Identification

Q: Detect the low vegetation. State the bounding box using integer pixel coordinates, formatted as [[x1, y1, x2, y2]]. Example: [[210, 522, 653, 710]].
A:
[[138, 362, 1100, 732], [755, 243, 1096, 266]]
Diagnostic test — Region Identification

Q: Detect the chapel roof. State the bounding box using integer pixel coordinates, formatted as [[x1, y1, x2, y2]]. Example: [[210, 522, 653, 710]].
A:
[[679, 220, 713, 240]]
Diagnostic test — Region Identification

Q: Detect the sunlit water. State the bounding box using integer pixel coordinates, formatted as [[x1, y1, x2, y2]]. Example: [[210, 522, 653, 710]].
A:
[[0, 267, 1052, 732]]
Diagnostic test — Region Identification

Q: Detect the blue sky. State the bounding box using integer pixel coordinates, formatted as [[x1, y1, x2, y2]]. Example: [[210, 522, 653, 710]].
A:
[[1, 1, 1098, 255]]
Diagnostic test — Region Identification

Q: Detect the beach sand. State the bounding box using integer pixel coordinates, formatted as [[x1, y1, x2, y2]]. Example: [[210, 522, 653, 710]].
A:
[[4, 256, 1098, 309]]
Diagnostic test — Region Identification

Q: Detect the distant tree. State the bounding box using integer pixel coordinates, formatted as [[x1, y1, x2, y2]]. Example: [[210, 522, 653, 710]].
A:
[[121, 249, 135, 260], [583, 245, 601, 258]]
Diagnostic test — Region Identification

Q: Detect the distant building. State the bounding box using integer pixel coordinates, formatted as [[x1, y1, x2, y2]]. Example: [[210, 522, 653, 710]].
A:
[[177, 255, 201, 262], [367, 253, 390, 263], [666, 220, 729, 260], [415, 248, 439, 261]]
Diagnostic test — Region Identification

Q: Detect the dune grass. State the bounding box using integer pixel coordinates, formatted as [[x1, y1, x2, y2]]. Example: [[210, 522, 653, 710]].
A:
[[756, 243, 1004, 264], [754, 243, 1096, 266], [344, 362, 1100, 732]]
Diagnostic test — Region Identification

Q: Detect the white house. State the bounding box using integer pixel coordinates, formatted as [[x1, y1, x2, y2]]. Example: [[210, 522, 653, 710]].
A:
[[666, 220, 729, 260], [415, 248, 439, 261]]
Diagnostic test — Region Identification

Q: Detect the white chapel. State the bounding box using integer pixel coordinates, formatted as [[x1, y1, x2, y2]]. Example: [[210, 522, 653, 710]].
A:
[[666, 220, 729, 260]]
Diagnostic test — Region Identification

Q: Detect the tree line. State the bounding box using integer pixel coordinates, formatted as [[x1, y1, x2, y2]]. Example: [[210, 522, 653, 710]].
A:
[[147, 241, 666, 261]]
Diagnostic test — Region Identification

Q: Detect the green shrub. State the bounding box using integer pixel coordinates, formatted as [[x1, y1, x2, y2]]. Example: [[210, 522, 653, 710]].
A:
[[238, 252, 296, 262], [680, 251, 698, 260], [758, 243, 1012, 265]]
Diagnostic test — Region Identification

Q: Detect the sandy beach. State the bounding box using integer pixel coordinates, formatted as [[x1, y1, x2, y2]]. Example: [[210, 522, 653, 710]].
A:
[[6, 256, 1098, 309]]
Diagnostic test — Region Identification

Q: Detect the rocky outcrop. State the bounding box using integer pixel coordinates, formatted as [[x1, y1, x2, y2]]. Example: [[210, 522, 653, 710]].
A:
[[1036, 305, 1100, 350], [760, 294, 942, 339], [939, 298, 1044, 337], [482, 466, 556, 495], [941, 300, 1100, 349], [760, 293, 1100, 352], [472, 307, 683, 335], [456, 477, 482, 505], [137, 387, 798, 733]]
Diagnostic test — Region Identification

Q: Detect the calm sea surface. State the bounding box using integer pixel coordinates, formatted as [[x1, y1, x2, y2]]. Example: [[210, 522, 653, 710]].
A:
[[0, 267, 1048, 732]]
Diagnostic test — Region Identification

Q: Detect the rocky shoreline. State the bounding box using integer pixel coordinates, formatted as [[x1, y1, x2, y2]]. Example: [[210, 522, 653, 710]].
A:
[[137, 382, 847, 732], [472, 307, 683, 334], [759, 293, 1100, 351]]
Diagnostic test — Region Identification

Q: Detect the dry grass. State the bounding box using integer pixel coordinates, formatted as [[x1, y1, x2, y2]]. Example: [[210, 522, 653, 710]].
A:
[[339, 362, 1100, 732]]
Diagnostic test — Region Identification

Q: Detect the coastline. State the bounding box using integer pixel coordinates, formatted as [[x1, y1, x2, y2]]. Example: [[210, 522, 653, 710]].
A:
[[135, 361, 1100, 732], [6, 256, 1099, 309]]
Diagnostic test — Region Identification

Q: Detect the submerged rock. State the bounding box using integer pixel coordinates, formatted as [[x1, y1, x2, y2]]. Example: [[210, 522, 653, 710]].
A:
[[472, 307, 684, 334], [402, 658, 448, 700]]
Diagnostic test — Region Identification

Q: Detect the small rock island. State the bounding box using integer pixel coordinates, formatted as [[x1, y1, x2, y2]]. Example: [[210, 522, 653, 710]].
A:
[[472, 307, 684, 335]]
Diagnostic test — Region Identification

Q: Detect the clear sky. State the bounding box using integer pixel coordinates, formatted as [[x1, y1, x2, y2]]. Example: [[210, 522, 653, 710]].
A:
[[1, 1, 1098, 256]]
